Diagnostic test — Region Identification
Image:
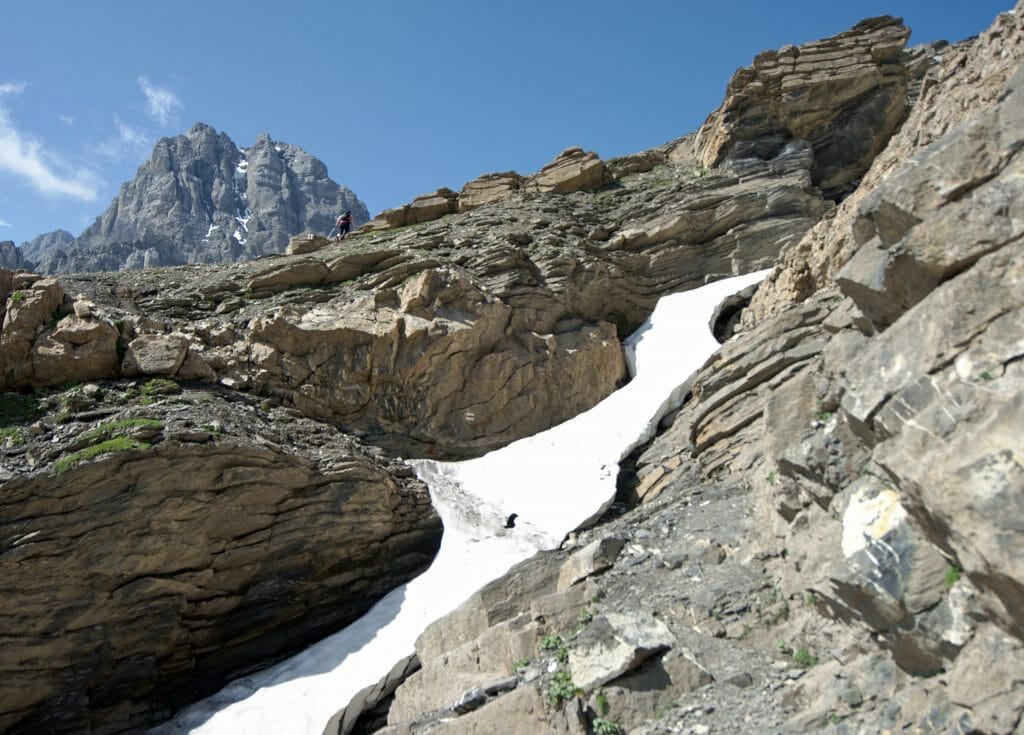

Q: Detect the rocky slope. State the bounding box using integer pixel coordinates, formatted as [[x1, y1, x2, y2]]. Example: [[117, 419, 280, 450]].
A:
[[26, 124, 369, 274], [0, 7, 1021, 734]]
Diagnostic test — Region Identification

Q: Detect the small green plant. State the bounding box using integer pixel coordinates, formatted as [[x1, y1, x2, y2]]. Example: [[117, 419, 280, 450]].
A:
[[54, 437, 149, 474], [142, 378, 181, 396], [826, 712, 842, 726], [538, 634, 564, 652], [767, 470, 778, 485], [592, 717, 623, 735], [81, 418, 162, 443], [512, 657, 531, 671], [760, 601, 790, 628], [546, 670, 582, 705], [815, 410, 834, 423], [776, 640, 793, 656], [590, 592, 605, 604], [805, 592, 818, 607], [10, 290, 26, 304], [944, 565, 962, 589], [793, 648, 819, 667], [594, 690, 609, 715], [0, 427, 25, 445], [574, 608, 595, 634], [977, 370, 994, 382]]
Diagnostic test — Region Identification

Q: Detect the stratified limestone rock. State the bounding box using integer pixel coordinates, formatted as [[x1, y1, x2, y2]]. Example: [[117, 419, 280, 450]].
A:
[[31, 316, 120, 385], [286, 233, 334, 255], [0, 396, 441, 734], [370, 188, 460, 230], [458, 172, 524, 212], [525, 147, 609, 194], [557, 536, 625, 592], [694, 16, 912, 198], [121, 334, 190, 377], [0, 274, 65, 390]]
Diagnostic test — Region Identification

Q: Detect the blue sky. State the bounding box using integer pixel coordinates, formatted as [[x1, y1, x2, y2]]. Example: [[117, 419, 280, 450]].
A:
[[0, 0, 1013, 245]]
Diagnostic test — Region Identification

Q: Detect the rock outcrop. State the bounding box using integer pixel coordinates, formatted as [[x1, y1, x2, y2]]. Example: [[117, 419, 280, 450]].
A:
[[0, 240, 31, 271], [29, 124, 368, 273], [2, 7, 1022, 735], [17, 229, 73, 267], [695, 16, 914, 199], [0, 386, 441, 733]]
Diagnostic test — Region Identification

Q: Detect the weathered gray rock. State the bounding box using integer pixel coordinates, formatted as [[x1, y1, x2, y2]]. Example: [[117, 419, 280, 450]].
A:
[[17, 229, 73, 267], [0, 240, 31, 271], [31, 124, 368, 273], [557, 537, 626, 592], [568, 612, 675, 690]]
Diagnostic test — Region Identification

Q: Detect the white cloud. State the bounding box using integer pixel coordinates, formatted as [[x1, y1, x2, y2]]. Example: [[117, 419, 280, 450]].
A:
[[0, 217, 11, 228], [0, 85, 100, 201], [97, 115, 150, 160], [57, 114, 75, 126], [138, 76, 183, 126]]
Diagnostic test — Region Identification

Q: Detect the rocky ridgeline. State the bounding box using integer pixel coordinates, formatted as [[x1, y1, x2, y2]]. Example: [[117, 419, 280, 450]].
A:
[[0, 8, 1022, 734], [22, 123, 369, 274]]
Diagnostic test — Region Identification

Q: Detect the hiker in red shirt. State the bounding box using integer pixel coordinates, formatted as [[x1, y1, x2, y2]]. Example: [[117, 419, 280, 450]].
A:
[[335, 210, 353, 242]]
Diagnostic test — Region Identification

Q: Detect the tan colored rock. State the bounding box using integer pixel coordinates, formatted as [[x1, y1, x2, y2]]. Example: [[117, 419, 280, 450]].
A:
[[458, 172, 523, 212], [285, 233, 333, 255], [121, 334, 189, 377], [0, 275, 65, 389], [557, 537, 625, 592], [694, 16, 911, 197], [368, 188, 459, 230], [246, 257, 329, 292], [177, 348, 217, 381], [568, 612, 675, 690], [31, 317, 120, 385], [525, 147, 609, 194]]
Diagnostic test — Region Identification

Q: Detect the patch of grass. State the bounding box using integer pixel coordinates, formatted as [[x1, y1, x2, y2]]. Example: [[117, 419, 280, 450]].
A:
[[10, 290, 26, 304], [573, 608, 595, 634], [538, 634, 564, 652], [81, 418, 162, 443], [546, 670, 582, 706], [592, 717, 623, 735], [760, 601, 790, 628], [977, 370, 995, 382], [776, 640, 793, 656], [805, 592, 818, 607], [142, 378, 181, 396], [767, 470, 778, 485], [944, 565, 962, 589], [793, 648, 819, 668], [815, 410, 834, 423], [594, 690, 609, 715], [0, 427, 25, 445], [54, 437, 149, 475], [512, 657, 531, 671]]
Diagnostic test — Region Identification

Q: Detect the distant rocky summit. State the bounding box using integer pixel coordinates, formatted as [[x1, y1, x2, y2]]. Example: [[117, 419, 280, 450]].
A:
[[27, 123, 368, 273]]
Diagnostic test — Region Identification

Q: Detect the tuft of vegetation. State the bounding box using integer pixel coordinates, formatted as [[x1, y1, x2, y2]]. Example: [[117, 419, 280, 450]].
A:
[[546, 670, 582, 705], [10, 290, 26, 304], [805, 592, 818, 607], [592, 718, 623, 735], [142, 378, 181, 396], [512, 657, 531, 671], [54, 437, 149, 475], [538, 634, 564, 652], [776, 640, 793, 656], [945, 565, 962, 589], [594, 690, 609, 715], [815, 410, 834, 423], [81, 418, 163, 444], [0, 427, 25, 445], [793, 648, 819, 668]]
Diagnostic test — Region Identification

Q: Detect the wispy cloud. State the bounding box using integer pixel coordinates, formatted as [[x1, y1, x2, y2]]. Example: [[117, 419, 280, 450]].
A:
[[0, 81, 100, 201], [57, 114, 75, 126], [97, 115, 150, 160], [0, 217, 12, 228], [138, 76, 183, 126]]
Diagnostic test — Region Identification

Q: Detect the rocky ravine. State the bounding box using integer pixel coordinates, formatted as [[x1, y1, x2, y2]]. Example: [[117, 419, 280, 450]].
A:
[[22, 123, 369, 274], [0, 7, 1021, 735]]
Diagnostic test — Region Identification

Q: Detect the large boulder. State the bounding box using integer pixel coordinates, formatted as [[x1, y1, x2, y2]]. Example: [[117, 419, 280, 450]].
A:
[[525, 147, 609, 194], [694, 16, 912, 198], [459, 172, 524, 212]]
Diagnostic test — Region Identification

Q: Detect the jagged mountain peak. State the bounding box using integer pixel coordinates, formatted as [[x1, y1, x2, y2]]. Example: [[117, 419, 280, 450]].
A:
[[29, 125, 368, 274]]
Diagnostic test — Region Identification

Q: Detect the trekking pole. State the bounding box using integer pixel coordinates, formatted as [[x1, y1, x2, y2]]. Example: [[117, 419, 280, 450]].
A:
[[328, 226, 338, 238]]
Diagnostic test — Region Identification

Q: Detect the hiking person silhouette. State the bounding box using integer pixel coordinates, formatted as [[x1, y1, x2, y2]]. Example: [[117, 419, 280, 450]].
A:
[[335, 210, 353, 242]]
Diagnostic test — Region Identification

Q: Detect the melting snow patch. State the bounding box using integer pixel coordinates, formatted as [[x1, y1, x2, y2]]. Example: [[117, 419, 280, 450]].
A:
[[204, 224, 219, 240], [153, 270, 769, 735]]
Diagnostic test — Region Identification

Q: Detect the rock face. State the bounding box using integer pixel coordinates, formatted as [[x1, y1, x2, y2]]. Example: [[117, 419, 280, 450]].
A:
[[29, 123, 368, 273], [2, 7, 1023, 735], [17, 229, 73, 267], [0, 388, 441, 733], [695, 16, 913, 199], [0, 241, 31, 270]]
